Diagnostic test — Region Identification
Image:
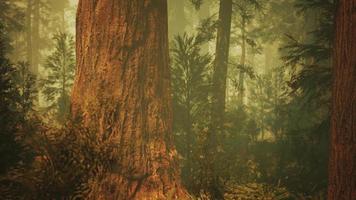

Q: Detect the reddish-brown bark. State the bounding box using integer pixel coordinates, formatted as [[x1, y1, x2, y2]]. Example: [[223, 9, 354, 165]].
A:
[[71, 1, 188, 199], [328, 0, 356, 199]]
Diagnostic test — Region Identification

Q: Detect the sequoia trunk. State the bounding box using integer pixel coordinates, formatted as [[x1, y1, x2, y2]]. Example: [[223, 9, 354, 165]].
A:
[[71, 1, 188, 199], [328, 0, 356, 199]]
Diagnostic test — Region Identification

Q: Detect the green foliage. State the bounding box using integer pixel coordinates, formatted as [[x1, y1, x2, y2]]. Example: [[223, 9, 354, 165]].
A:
[[42, 32, 75, 122], [281, 35, 332, 106], [190, 0, 203, 10], [12, 62, 38, 116], [0, 22, 27, 175], [0, 54, 23, 175], [196, 15, 218, 44], [171, 33, 212, 127], [224, 182, 291, 200], [171, 32, 212, 194], [270, 0, 334, 194], [0, 0, 334, 198], [0, 0, 24, 34], [169, 0, 332, 198], [0, 124, 119, 199], [233, 0, 265, 23]]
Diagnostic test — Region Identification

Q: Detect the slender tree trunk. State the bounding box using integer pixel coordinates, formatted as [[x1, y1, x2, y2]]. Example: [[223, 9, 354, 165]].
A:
[[208, 0, 232, 198], [199, 1, 211, 53], [26, 0, 33, 70], [211, 0, 232, 139], [61, 7, 66, 31], [237, 17, 246, 106], [264, 44, 273, 74], [71, 1, 188, 199], [328, 0, 356, 199], [32, 0, 39, 74], [168, 0, 186, 38], [259, 82, 265, 140], [183, 101, 194, 191]]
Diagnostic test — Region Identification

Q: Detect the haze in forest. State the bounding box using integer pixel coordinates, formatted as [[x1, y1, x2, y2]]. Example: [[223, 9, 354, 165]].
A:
[[0, 0, 354, 199]]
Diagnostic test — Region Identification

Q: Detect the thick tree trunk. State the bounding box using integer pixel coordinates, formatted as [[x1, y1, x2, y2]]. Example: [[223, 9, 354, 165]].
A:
[[328, 0, 356, 199], [71, 1, 188, 199]]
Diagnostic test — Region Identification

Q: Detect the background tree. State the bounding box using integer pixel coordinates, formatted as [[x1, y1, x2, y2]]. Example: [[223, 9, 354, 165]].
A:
[[275, 0, 333, 193], [208, 0, 233, 197], [0, 0, 343, 199], [13, 62, 37, 116], [24, 0, 73, 75], [232, 0, 264, 107], [171, 33, 212, 194], [0, 23, 24, 174], [42, 32, 75, 122], [210, 0, 233, 133]]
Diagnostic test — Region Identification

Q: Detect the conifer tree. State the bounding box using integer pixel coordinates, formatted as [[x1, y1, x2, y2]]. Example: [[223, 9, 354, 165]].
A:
[[43, 32, 75, 121], [0, 22, 23, 174]]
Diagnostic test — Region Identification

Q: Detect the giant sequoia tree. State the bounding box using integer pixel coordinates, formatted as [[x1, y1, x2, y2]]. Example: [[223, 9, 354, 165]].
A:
[[71, 1, 188, 199], [328, 0, 356, 199]]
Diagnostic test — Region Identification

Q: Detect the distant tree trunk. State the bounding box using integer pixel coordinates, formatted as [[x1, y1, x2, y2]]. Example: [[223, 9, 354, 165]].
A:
[[183, 101, 195, 190], [208, 0, 232, 198], [211, 0, 232, 139], [62, 10, 66, 31], [61, 5, 66, 31], [237, 17, 246, 106], [32, 0, 39, 74], [264, 44, 273, 74], [71, 1, 188, 199], [198, 1, 210, 20], [168, 0, 186, 38], [199, 1, 211, 53], [328, 0, 356, 199], [26, 0, 33, 70]]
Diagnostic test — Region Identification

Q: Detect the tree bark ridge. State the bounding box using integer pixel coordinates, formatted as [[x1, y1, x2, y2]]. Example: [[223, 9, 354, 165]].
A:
[[72, 1, 188, 199]]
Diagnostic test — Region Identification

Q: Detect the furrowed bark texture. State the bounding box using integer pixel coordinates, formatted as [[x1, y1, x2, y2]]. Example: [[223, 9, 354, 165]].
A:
[[328, 0, 356, 199], [71, 1, 188, 199]]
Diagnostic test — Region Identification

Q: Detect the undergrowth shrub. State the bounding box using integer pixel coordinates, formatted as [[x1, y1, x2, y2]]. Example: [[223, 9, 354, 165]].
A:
[[224, 182, 291, 200], [0, 124, 119, 199]]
